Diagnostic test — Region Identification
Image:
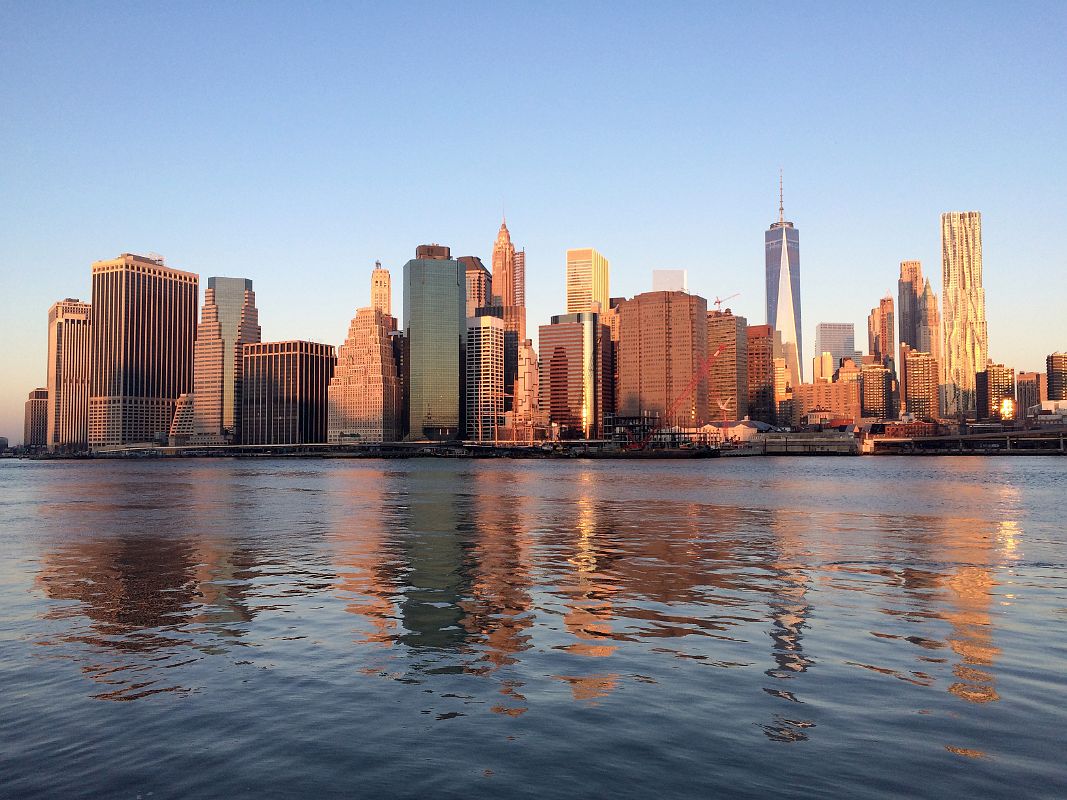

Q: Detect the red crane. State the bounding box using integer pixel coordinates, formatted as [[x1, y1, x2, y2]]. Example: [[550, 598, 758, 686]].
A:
[[712, 293, 740, 311], [627, 344, 727, 451]]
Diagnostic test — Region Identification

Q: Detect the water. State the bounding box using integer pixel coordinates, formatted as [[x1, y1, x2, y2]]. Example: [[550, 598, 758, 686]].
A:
[[1, 457, 1065, 799]]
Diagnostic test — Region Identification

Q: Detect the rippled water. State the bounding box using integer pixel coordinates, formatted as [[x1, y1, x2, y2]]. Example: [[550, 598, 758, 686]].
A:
[[1, 457, 1065, 798]]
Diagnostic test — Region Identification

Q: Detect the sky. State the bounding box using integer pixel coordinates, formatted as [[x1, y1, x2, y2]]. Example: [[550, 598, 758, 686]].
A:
[[1, 2, 1065, 442]]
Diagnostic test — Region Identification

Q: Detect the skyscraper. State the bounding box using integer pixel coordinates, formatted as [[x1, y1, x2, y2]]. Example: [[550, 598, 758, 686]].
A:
[[491, 219, 518, 307], [329, 305, 402, 444], [766, 177, 802, 384], [1047, 353, 1067, 401], [917, 279, 941, 361], [1016, 372, 1048, 413], [867, 296, 896, 364], [861, 361, 892, 420], [707, 309, 748, 423], [618, 291, 708, 428], [538, 312, 610, 439], [24, 388, 47, 448], [46, 298, 91, 452], [462, 256, 492, 319], [88, 253, 198, 449], [897, 261, 924, 351], [903, 350, 940, 420], [566, 248, 610, 314], [371, 261, 391, 316], [191, 279, 261, 444], [514, 339, 538, 425], [466, 315, 505, 441], [814, 323, 862, 369], [404, 245, 466, 440], [747, 324, 782, 425], [513, 249, 526, 308], [976, 363, 1015, 421], [241, 341, 335, 445], [941, 211, 988, 416]]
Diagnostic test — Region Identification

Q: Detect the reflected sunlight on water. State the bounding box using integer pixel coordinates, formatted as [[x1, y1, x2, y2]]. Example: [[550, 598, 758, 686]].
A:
[[2, 457, 1066, 798]]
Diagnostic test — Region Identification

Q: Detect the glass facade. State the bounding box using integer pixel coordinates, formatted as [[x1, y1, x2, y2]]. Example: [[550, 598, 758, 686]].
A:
[[207, 277, 259, 433], [765, 223, 802, 383], [403, 251, 466, 439]]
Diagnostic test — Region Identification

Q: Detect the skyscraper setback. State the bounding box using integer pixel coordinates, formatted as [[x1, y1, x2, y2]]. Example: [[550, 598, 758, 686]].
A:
[[88, 254, 198, 448], [192, 278, 260, 443], [46, 299, 91, 452], [814, 323, 861, 369], [765, 178, 802, 385], [941, 212, 988, 416]]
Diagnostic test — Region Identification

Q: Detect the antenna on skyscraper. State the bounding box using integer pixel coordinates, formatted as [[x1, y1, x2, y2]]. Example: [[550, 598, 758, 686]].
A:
[[778, 169, 784, 224]]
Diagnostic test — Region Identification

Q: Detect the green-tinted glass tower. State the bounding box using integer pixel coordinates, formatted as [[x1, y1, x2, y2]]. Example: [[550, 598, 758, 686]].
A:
[[403, 245, 466, 439]]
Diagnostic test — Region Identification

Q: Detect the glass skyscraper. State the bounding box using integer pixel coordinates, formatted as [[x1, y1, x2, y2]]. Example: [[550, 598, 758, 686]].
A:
[[403, 245, 466, 440], [765, 184, 802, 385]]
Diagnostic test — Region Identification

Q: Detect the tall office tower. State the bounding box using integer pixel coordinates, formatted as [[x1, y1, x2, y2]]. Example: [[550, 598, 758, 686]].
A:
[[473, 304, 524, 410], [860, 361, 891, 419], [566, 248, 610, 314], [514, 249, 526, 307], [747, 324, 782, 424], [766, 177, 803, 384], [812, 352, 835, 382], [192, 278, 261, 444], [371, 261, 391, 316], [515, 339, 538, 423], [652, 269, 688, 293], [976, 362, 1015, 420], [904, 350, 940, 420], [404, 245, 466, 440], [814, 322, 862, 368], [88, 253, 198, 448], [46, 299, 91, 452], [24, 388, 48, 448], [598, 297, 625, 417], [1048, 353, 1067, 400], [329, 307, 402, 443], [707, 309, 748, 423], [538, 312, 610, 439], [466, 315, 505, 441], [1016, 372, 1048, 413], [241, 341, 335, 445], [867, 296, 896, 363], [916, 280, 941, 360], [941, 211, 988, 416], [491, 218, 518, 306], [618, 291, 708, 427], [461, 256, 492, 319], [897, 261, 924, 350]]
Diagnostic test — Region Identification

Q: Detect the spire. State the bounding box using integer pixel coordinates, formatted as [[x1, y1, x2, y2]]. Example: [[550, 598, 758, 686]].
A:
[[778, 168, 784, 224]]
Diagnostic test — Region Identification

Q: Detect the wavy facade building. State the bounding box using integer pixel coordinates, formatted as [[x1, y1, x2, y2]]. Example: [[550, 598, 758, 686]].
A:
[[941, 211, 988, 416]]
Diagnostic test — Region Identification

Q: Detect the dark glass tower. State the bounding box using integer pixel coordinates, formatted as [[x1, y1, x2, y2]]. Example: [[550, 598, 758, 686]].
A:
[[765, 176, 802, 385]]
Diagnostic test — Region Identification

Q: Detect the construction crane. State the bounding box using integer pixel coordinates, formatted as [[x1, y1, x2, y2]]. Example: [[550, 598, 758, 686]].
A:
[[627, 345, 726, 451], [713, 293, 740, 311]]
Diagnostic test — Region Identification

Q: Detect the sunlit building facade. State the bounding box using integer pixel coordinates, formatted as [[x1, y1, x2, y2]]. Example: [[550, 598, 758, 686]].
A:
[[617, 291, 708, 428], [976, 362, 1015, 421], [1016, 371, 1047, 413], [791, 380, 861, 425], [329, 307, 402, 443], [462, 256, 492, 319], [466, 316, 505, 441], [46, 298, 91, 452], [903, 349, 940, 420], [707, 309, 747, 423], [538, 312, 610, 439], [404, 245, 466, 440], [371, 262, 391, 317], [867, 295, 896, 365], [88, 254, 198, 448], [566, 248, 609, 314], [241, 341, 335, 445], [747, 324, 782, 425], [861, 360, 892, 419], [941, 211, 988, 416]]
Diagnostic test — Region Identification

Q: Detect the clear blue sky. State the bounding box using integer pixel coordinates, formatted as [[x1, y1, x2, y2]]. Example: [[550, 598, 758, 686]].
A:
[[2, 2, 1065, 442]]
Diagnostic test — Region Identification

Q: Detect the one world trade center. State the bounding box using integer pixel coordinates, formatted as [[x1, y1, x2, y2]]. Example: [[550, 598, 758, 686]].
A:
[[765, 175, 802, 386]]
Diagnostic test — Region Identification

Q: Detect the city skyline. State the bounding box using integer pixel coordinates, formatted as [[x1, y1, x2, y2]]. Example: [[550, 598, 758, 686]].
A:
[[2, 5, 1065, 441]]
